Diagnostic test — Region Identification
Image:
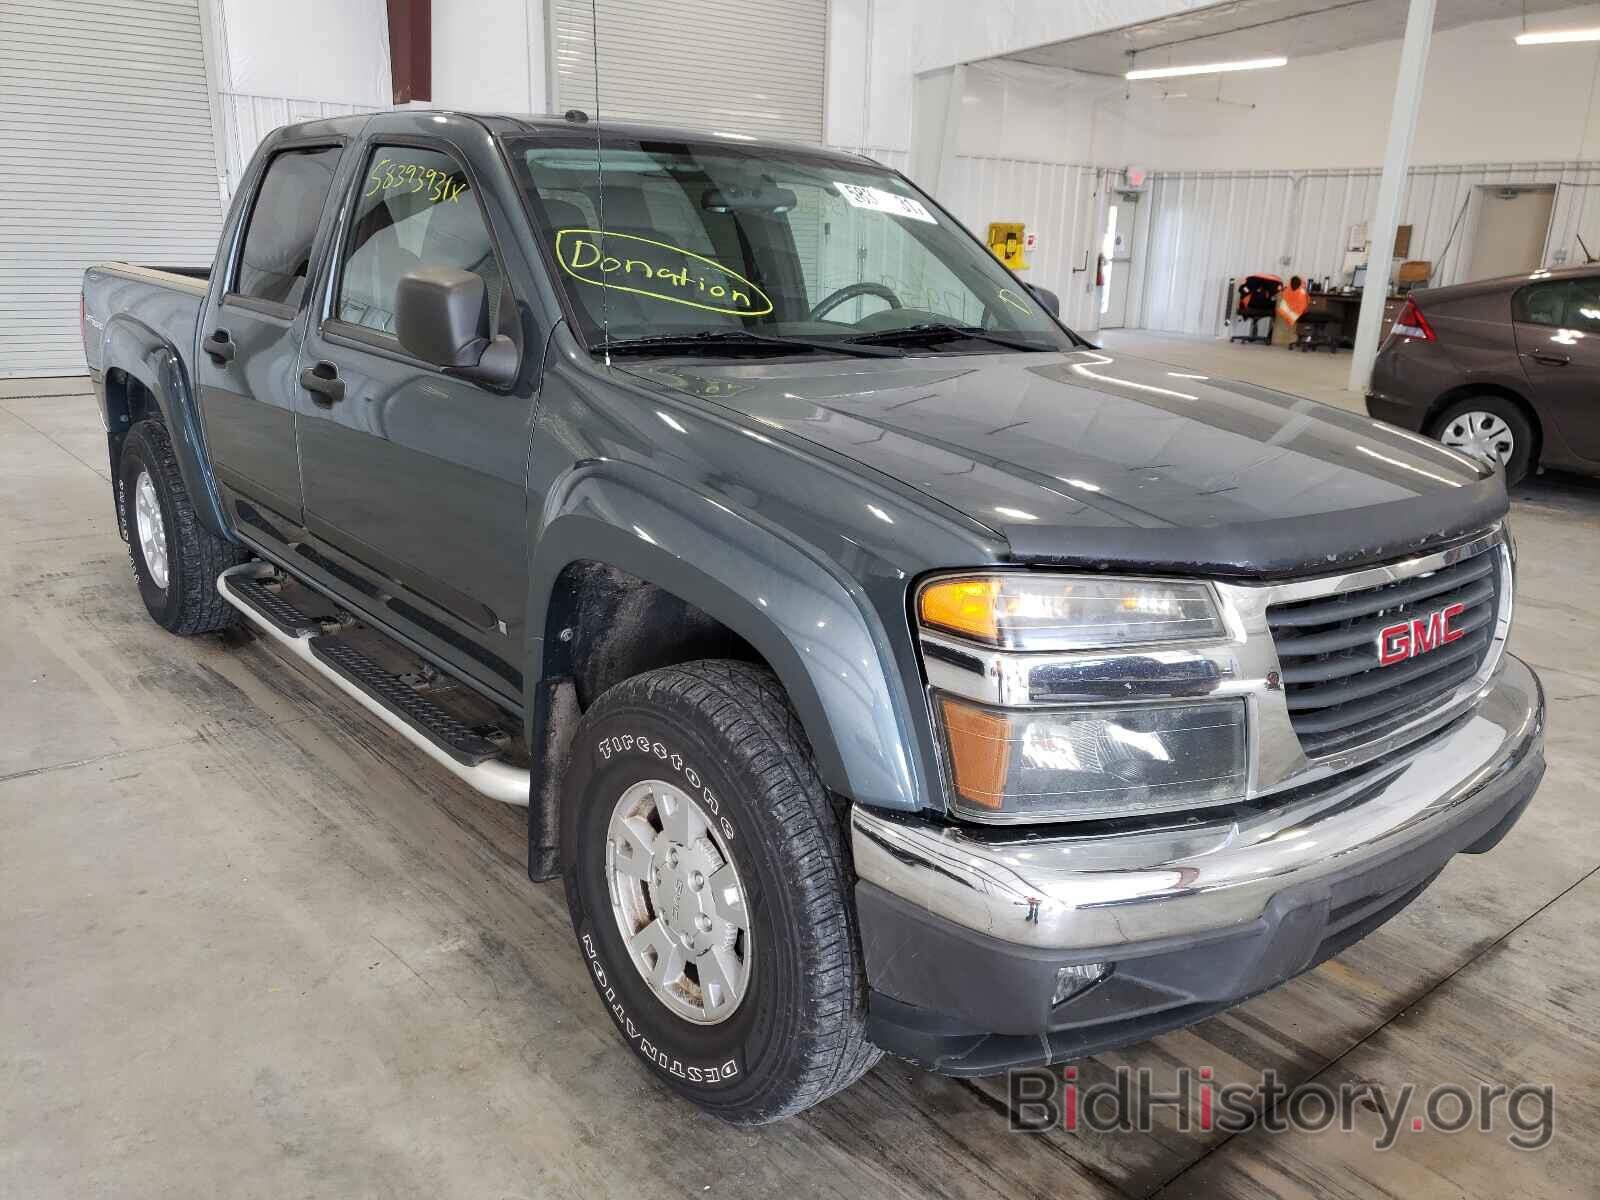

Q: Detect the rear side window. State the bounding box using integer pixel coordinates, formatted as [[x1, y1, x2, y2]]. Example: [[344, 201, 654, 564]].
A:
[[233, 145, 342, 307], [336, 145, 502, 337], [1511, 280, 1567, 327], [1564, 278, 1600, 334]]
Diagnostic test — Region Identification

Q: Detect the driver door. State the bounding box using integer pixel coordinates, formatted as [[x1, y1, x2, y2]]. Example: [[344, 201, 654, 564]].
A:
[[293, 128, 538, 703]]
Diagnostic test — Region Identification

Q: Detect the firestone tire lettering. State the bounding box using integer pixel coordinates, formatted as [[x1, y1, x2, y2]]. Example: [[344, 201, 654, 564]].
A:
[[596, 732, 736, 842], [581, 932, 740, 1084]]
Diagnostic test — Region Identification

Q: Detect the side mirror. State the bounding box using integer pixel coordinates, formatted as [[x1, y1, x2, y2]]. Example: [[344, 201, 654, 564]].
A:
[[1027, 283, 1061, 317], [395, 267, 517, 385]]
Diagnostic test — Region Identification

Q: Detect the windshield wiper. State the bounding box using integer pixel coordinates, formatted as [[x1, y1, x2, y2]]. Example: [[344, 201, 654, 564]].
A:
[[598, 329, 902, 359], [845, 323, 1055, 353]]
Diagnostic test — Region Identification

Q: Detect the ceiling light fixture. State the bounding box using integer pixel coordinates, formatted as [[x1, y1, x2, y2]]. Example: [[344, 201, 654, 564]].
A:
[[1125, 55, 1287, 80], [1515, 27, 1600, 44]]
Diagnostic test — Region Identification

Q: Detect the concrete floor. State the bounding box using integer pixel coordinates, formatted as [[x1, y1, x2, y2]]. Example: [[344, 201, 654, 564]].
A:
[[3, 339, 1597, 1199]]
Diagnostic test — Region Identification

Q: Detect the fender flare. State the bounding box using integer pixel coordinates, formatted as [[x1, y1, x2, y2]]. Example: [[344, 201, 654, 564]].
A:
[[101, 313, 233, 541], [526, 462, 923, 814]]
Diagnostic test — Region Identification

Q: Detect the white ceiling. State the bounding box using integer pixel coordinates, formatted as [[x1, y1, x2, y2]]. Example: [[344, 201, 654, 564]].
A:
[[1005, 0, 1594, 76]]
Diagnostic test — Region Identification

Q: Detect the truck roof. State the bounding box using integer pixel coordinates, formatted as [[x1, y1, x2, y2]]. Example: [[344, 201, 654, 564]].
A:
[[265, 110, 882, 170]]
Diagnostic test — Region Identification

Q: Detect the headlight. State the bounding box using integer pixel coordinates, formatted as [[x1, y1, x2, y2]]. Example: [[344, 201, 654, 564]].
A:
[[937, 695, 1247, 821], [918, 574, 1225, 651], [918, 572, 1241, 822]]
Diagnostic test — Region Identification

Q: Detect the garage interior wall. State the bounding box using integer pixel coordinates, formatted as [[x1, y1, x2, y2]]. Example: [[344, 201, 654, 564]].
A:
[[1136, 160, 1600, 337], [935, 156, 1116, 332], [204, 0, 390, 196], [1, 0, 226, 378], [550, 0, 828, 142], [1122, 4, 1600, 337]]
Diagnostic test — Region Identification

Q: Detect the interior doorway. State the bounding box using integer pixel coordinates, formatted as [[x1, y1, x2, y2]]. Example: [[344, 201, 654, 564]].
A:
[[1467, 186, 1555, 282], [1099, 192, 1139, 329]]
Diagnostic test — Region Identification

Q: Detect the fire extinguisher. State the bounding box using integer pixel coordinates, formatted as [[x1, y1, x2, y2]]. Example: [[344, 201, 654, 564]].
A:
[[1096, 253, 1106, 288]]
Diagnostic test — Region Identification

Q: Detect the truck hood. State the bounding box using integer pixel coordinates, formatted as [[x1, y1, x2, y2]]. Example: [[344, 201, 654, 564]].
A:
[[624, 347, 1506, 578]]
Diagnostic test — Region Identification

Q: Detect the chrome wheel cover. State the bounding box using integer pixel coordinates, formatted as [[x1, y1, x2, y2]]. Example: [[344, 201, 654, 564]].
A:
[[1440, 411, 1515, 468], [605, 779, 752, 1025], [134, 469, 169, 590]]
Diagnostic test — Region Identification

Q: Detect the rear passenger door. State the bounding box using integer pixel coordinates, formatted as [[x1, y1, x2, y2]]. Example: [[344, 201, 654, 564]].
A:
[[196, 142, 344, 527], [293, 131, 536, 704], [1512, 276, 1600, 463]]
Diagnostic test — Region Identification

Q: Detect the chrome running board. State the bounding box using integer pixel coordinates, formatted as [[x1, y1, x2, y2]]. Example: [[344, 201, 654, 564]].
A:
[[217, 563, 530, 806]]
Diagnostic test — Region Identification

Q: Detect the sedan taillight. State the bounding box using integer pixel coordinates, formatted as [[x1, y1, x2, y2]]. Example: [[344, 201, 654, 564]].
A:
[[1390, 296, 1435, 341]]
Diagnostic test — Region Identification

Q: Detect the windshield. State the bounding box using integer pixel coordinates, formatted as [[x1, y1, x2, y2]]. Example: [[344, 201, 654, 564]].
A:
[[507, 133, 1078, 356]]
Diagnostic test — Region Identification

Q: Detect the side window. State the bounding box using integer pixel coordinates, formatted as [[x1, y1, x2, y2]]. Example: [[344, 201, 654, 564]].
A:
[[233, 145, 342, 307], [337, 146, 501, 336], [1564, 278, 1600, 335], [1512, 281, 1567, 327]]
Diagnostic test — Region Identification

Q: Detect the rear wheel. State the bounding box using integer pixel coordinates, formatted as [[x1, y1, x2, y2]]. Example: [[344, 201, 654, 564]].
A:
[[1427, 396, 1534, 485], [561, 660, 879, 1124], [118, 419, 249, 634]]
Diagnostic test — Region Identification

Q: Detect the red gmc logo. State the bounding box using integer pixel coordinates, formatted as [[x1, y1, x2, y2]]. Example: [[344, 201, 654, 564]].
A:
[[1377, 602, 1467, 666]]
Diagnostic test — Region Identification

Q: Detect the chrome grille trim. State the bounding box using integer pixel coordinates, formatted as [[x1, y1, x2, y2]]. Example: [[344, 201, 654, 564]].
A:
[[1267, 541, 1502, 757], [917, 527, 1512, 815]]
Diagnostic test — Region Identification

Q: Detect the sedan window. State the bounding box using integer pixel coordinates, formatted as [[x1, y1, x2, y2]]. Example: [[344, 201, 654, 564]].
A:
[[1512, 280, 1568, 327], [1565, 279, 1600, 334]]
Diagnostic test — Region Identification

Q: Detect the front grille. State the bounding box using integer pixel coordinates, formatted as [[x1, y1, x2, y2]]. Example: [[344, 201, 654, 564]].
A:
[[1267, 544, 1502, 757]]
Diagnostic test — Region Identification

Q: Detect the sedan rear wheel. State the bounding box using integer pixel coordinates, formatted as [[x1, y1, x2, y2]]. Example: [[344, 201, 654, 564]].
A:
[[1440, 411, 1515, 467], [1427, 396, 1535, 486]]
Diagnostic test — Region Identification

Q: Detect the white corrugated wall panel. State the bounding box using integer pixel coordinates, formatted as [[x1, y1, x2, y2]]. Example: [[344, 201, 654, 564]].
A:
[[553, 0, 827, 143], [1135, 159, 1600, 337], [936, 155, 1110, 332], [218, 93, 381, 196], [1, 0, 224, 377]]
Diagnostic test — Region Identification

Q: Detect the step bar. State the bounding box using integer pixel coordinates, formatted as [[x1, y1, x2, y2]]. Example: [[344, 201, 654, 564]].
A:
[[217, 563, 530, 806]]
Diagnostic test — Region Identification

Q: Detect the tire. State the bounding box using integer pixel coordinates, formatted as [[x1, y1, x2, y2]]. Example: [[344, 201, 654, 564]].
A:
[[1427, 395, 1535, 486], [118, 418, 249, 635], [561, 660, 880, 1124]]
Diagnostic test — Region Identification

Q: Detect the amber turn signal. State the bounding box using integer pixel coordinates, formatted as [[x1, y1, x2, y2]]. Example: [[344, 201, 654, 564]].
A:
[[938, 696, 1012, 809], [919, 577, 1001, 644]]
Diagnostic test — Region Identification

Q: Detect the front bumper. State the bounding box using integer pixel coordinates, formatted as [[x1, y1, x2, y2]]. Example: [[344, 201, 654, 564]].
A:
[[851, 653, 1545, 1075]]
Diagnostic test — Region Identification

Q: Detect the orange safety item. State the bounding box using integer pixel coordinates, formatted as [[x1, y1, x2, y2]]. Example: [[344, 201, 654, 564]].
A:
[[1277, 282, 1309, 325]]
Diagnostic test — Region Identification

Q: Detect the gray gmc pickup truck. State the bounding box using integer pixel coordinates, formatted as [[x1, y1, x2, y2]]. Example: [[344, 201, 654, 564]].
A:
[[82, 111, 1545, 1125]]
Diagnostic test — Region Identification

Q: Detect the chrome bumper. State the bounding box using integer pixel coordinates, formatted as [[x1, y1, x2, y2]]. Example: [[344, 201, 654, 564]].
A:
[[851, 653, 1544, 952]]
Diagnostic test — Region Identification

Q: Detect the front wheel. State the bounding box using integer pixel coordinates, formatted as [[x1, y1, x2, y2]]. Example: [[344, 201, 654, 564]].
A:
[[1427, 396, 1535, 486], [561, 660, 879, 1124]]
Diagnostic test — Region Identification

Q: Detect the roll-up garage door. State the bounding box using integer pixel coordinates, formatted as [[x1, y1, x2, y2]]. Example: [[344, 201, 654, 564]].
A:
[[552, 0, 827, 143], [1, 0, 224, 378]]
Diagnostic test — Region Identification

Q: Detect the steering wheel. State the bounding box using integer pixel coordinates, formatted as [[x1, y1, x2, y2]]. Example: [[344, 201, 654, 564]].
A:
[[807, 281, 902, 322]]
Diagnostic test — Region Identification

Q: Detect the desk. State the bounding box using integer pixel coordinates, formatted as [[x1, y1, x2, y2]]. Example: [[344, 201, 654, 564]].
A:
[[1297, 291, 1404, 346]]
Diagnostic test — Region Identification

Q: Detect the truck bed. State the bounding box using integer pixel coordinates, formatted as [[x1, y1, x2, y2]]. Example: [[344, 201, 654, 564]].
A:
[[81, 261, 209, 379]]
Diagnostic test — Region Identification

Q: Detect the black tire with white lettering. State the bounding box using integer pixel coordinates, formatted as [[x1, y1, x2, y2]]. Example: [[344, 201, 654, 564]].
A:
[[118, 418, 249, 635], [561, 659, 880, 1124]]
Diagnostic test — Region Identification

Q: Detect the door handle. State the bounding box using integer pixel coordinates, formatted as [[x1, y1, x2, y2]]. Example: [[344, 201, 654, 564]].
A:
[[1530, 351, 1571, 366], [299, 361, 345, 405], [202, 329, 235, 363]]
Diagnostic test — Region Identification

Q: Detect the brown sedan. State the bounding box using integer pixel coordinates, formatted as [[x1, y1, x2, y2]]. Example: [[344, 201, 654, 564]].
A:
[[1367, 264, 1600, 485]]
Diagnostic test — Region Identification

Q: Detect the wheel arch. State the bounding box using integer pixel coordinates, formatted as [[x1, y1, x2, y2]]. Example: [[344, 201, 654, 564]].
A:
[[101, 313, 233, 542], [522, 466, 926, 876]]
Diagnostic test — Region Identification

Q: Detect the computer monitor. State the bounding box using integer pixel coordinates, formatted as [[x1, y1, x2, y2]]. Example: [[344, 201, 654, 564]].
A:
[[1351, 264, 1368, 290]]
